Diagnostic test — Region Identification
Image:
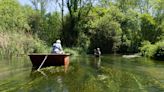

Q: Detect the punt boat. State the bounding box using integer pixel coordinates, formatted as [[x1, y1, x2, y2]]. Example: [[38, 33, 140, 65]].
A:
[[28, 53, 70, 69]]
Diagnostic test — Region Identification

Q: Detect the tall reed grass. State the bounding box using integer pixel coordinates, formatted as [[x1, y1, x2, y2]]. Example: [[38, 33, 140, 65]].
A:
[[0, 31, 49, 58]]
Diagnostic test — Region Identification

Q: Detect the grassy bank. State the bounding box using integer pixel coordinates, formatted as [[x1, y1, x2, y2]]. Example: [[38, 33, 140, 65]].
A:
[[0, 31, 49, 58], [0, 31, 163, 60], [0, 31, 84, 58]]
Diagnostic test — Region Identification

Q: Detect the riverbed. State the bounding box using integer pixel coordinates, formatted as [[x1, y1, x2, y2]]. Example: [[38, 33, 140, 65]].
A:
[[0, 55, 164, 92]]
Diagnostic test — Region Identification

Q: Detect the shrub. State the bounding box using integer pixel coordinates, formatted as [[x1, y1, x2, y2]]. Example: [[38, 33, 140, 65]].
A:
[[64, 47, 84, 56], [154, 41, 164, 60], [140, 41, 164, 60]]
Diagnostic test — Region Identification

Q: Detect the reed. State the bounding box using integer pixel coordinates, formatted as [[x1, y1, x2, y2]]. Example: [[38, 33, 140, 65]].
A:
[[0, 31, 49, 58]]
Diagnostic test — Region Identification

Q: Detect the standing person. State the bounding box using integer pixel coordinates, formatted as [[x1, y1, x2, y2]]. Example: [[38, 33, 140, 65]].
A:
[[94, 48, 101, 57], [97, 48, 101, 55], [94, 49, 97, 56], [51, 39, 64, 54]]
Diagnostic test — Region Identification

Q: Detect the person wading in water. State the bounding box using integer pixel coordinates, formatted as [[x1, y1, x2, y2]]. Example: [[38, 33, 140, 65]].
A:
[[94, 48, 101, 57]]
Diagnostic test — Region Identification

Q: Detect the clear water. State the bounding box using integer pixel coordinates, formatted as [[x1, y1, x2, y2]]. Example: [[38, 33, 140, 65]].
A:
[[0, 55, 164, 92]]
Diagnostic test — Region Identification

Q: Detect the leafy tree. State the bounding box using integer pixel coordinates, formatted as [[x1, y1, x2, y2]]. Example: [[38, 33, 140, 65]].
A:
[[119, 10, 141, 53], [62, 0, 93, 47], [89, 6, 122, 53], [0, 0, 29, 31], [43, 12, 61, 45], [140, 14, 158, 43]]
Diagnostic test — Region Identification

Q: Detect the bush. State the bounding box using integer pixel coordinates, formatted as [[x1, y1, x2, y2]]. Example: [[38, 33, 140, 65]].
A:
[[140, 41, 164, 60], [154, 41, 164, 60], [64, 47, 84, 56]]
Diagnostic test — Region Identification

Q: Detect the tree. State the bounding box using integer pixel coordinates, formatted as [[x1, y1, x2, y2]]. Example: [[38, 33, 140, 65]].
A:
[[140, 14, 158, 43], [62, 0, 93, 47], [119, 9, 141, 53], [88, 6, 123, 53], [0, 0, 29, 31], [30, 0, 53, 16]]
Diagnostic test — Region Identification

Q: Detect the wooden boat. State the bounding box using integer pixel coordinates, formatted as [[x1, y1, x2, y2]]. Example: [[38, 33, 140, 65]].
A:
[[28, 53, 70, 69]]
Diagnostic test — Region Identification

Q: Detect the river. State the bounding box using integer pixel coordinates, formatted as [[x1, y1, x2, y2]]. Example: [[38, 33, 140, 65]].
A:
[[0, 55, 164, 92]]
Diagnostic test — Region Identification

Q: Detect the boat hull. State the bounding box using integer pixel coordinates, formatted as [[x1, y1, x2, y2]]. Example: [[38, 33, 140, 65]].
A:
[[28, 54, 70, 69]]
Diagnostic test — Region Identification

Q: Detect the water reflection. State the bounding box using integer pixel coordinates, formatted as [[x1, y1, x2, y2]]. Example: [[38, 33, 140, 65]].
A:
[[30, 66, 68, 79], [29, 66, 69, 92], [0, 55, 164, 92], [30, 59, 70, 75], [92, 57, 101, 69]]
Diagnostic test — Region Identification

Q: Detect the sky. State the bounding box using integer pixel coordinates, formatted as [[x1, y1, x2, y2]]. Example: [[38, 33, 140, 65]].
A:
[[18, 0, 61, 13], [18, 0, 31, 6]]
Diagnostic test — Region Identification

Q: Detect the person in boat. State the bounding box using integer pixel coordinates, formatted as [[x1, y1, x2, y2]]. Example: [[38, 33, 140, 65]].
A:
[[51, 39, 64, 54], [94, 48, 101, 57]]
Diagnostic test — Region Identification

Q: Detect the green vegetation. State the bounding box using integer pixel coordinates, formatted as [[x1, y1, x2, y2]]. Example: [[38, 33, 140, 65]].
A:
[[64, 47, 84, 56], [0, 0, 163, 60], [0, 31, 49, 57], [140, 41, 164, 60]]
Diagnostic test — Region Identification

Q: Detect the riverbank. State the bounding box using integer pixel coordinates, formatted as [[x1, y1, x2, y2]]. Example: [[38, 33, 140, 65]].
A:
[[0, 31, 163, 61], [0, 31, 83, 58], [0, 32, 49, 58]]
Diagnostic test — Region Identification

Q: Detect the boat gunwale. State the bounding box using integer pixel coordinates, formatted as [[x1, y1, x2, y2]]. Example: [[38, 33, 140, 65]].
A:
[[28, 53, 70, 56]]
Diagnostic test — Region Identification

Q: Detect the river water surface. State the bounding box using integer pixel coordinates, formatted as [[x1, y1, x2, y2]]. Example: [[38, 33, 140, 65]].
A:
[[0, 55, 164, 92]]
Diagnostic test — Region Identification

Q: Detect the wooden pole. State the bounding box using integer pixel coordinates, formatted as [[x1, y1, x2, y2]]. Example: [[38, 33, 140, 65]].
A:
[[37, 55, 48, 71]]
